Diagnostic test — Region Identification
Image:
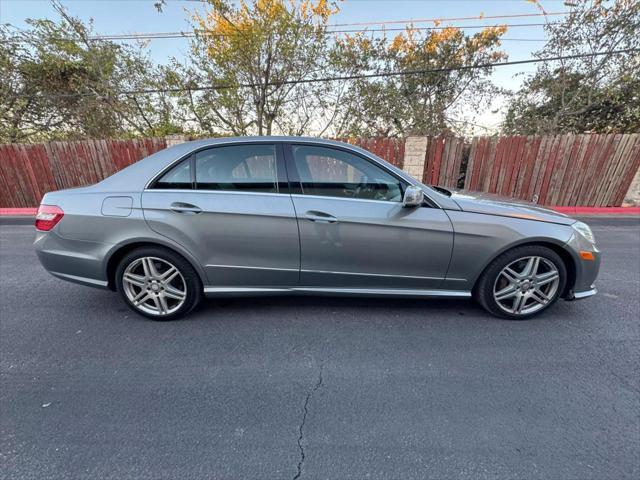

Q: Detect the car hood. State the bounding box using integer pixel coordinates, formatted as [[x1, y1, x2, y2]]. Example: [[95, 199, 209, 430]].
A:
[[445, 189, 576, 226]]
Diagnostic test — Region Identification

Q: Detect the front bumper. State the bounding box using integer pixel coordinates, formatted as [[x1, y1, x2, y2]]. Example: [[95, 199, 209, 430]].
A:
[[566, 286, 598, 301], [563, 231, 601, 300]]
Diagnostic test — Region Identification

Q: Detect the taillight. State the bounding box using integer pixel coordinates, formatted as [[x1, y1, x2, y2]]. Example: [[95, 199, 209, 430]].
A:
[[35, 205, 64, 231]]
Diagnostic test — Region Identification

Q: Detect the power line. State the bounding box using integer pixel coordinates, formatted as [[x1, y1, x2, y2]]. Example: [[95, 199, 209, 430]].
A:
[[23, 48, 638, 100], [2, 22, 556, 43], [329, 11, 567, 27]]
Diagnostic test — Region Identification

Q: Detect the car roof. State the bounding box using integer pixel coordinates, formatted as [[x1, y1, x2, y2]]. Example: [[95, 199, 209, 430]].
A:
[[92, 136, 458, 210], [96, 137, 381, 191]]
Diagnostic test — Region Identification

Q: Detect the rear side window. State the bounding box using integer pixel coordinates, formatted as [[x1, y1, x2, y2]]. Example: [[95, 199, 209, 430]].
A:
[[195, 144, 278, 193], [154, 159, 193, 190]]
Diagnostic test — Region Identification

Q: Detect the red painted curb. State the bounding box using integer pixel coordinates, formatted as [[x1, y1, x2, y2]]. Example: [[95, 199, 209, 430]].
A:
[[0, 208, 38, 216], [549, 206, 640, 215]]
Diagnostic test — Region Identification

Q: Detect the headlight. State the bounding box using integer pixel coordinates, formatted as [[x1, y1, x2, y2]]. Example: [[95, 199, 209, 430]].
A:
[[572, 221, 596, 244]]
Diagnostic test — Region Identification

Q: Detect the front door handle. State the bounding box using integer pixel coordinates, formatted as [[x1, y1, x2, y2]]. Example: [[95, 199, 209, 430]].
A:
[[170, 202, 202, 214], [305, 210, 338, 223]]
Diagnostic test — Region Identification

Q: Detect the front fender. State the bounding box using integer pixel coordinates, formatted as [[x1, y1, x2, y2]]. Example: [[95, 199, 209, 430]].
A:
[[441, 211, 575, 290]]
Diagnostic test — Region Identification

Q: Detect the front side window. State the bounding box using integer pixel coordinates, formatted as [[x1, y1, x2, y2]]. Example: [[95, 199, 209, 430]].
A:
[[292, 145, 404, 201], [195, 144, 278, 193]]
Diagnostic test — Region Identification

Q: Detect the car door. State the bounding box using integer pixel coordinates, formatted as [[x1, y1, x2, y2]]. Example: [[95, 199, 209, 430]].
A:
[[142, 143, 300, 288], [285, 143, 454, 290]]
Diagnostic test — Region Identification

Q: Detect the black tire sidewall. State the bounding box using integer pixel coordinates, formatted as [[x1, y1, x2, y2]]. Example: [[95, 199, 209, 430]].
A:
[[115, 246, 202, 321], [475, 245, 567, 320]]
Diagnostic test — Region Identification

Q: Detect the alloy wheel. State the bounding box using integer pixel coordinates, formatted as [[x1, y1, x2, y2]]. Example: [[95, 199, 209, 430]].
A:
[[493, 255, 560, 316], [122, 256, 187, 316]]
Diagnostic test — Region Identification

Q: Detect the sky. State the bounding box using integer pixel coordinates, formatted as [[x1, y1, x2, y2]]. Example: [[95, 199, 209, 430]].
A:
[[0, 0, 571, 132]]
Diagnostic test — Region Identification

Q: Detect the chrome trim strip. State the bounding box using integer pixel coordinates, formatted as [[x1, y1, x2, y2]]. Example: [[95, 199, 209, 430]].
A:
[[50, 271, 109, 288], [203, 286, 471, 297], [204, 287, 290, 293], [143, 189, 286, 198], [301, 268, 443, 281], [205, 264, 298, 272], [291, 194, 401, 206], [572, 287, 598, 299], [294, 287, 471, 297]]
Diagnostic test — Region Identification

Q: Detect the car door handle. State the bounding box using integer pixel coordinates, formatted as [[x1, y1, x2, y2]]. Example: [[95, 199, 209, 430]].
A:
[[170, 202, 202, 214], [305, 210, 338, 223]]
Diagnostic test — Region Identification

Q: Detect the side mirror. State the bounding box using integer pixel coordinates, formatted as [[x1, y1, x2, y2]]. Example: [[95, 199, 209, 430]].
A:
[[403, 185, 424, 208]]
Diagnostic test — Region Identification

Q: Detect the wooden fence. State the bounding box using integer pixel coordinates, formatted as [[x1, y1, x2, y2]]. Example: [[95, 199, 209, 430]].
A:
[[0, 138, 167, 208], [0, 134, 638, 208]]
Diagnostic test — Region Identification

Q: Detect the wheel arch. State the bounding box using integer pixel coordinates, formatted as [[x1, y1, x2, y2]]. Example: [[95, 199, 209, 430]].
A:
[[471, 239, 577, 298], [104, 239, 207, 291]]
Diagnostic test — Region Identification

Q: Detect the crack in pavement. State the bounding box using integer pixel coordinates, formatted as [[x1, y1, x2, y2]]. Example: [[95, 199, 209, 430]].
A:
[[293, 364, 324, 480]]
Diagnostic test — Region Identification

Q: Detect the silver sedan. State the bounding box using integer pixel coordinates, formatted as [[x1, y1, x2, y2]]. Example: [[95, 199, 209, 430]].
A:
[[33, 137, 600, 320]]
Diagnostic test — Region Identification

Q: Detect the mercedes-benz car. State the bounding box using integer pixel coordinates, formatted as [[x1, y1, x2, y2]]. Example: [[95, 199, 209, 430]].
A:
[[33, 137, 599, 320]]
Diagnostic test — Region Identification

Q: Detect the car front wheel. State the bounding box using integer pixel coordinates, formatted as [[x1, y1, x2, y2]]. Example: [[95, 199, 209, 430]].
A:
[[475, 245, 567, 320], [115, 246, 202, 320]]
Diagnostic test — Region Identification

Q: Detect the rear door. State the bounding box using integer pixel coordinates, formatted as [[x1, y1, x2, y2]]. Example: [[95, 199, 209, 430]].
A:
[[285, 143, 454, 290], [142, 143, 300, 288]]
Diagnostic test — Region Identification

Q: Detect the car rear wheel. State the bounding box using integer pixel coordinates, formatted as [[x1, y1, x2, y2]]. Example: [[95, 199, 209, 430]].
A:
[[475, 245, 567, 320], [115, 247, 202, 320]]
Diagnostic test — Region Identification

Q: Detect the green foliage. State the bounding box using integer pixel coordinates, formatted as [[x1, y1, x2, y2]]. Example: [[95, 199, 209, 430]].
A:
[[2, 0, 637, 143], [167, 0, 343, 136], [0, 2, 183, 143], [503, 0, 640, 134], [331, 25, 508, 136]]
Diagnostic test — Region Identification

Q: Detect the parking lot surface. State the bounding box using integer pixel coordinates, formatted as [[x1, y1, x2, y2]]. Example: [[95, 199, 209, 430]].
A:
[[1, 217, 639, 480]]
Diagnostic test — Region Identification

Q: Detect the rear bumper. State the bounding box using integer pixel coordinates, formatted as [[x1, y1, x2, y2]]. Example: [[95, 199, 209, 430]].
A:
[[34, 230, 110, 289]]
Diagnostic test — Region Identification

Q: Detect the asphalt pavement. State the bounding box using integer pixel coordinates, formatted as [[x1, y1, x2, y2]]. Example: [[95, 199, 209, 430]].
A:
[[1, 217, 639, 480]]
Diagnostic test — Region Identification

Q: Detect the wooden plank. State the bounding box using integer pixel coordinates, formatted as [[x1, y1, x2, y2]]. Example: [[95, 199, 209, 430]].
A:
[[599, 134, 636, 206], [566, 134, 596, 206], [538, 135, 562, 205], [576, 134, 611, 206], [464, 137, 478, 190], [507, 135, 526, 196], [592, 134, 624, 206], [551, 134, 579, 206], [489, 137, 503, 193], [480, 137, 497, 192], [432, 137, 445, 186], [515, 136, 535, 200]]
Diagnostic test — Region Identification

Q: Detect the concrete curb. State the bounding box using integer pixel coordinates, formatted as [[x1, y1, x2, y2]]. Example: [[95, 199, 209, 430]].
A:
[[2, 206, 639, 217]]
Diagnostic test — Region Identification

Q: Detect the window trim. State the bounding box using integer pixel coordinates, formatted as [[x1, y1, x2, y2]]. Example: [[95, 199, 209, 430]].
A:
[[148, 142, 288, 194], [284, 142, 411, 204]]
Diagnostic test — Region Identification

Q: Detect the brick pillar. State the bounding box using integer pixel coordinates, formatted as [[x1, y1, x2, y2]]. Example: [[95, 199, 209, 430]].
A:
[[623, 166, 640, 206], [165, 134, 188, 147], [402, 136, 428, 182]]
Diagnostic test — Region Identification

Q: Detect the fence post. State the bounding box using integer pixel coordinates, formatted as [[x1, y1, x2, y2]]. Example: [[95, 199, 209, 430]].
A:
[[402, 136, 429, 181]]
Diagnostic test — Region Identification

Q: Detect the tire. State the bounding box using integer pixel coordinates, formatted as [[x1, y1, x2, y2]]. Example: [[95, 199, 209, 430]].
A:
[[474, 245, 567, 320], [115, 246, 202, 321]]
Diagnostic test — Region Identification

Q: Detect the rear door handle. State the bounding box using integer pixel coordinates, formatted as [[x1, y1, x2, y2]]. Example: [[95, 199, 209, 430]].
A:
[[170, 202, 202, 214], [305, 210, 338, 224]]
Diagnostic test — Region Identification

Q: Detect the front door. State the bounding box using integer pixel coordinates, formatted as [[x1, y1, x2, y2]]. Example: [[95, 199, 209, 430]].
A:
[[285, 144, 454, 290], [142, 143, 300, 288]]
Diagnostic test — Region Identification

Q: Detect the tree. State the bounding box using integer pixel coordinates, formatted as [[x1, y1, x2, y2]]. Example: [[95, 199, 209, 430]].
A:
[[170, 0, 348, 136], [503, 0, 640, 134], [330, 24, 508, 136], [0, 1, 181, 143]]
